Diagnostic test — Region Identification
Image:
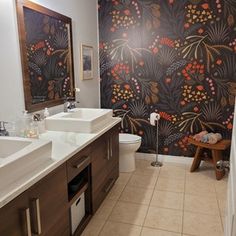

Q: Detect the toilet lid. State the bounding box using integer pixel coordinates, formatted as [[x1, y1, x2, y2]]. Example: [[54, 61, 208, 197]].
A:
[[119, 133, 142, 144]]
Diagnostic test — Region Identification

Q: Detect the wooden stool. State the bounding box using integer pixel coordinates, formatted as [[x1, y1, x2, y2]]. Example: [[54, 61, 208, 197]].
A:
[[188, 137, 231, 180]]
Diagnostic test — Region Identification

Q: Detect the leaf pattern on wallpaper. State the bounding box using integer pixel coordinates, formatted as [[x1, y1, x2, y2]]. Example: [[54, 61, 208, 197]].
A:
[[181, 34, 232, 72], [109, 39, 151, 71], [207, 22, 230, 44], [99, 0, 236, 156]]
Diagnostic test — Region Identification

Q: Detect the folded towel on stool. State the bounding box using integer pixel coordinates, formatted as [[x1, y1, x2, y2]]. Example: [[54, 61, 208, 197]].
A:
[[193, 131, 208, 142], [201, 133, 222, 144]]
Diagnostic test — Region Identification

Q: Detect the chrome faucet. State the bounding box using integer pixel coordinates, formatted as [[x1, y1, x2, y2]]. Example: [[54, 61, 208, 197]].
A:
[[63, 97, 77, 112], [0, 121, 9, 136]]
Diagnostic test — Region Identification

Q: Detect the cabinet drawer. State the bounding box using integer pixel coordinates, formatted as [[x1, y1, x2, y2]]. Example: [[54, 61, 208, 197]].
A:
[[92, 165, 119, 213], [67, 146, 91, 182]]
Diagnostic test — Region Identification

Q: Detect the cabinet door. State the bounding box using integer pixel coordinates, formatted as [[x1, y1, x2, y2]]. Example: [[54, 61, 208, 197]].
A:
[[29, 164, 69, 236], [107, 125, 119, 172], [92, 164, 119, 212], [91, 125, 120, 213], [0, 191, 31, 236], [91, 135, 109, 194]]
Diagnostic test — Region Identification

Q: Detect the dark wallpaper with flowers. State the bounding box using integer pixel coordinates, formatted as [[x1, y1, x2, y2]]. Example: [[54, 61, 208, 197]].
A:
[[99, 0, 236, 157]]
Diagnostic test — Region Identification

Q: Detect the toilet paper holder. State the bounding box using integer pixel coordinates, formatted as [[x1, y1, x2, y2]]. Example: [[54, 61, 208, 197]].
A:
[[149, 112, 163, 168]]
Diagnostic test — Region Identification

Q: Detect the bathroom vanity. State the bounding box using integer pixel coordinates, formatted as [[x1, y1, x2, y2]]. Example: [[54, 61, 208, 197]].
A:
[[0, 120, 120, 236]]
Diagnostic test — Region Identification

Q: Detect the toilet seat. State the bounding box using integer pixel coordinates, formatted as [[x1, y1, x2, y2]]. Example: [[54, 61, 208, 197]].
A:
[[119, 133, 141, 144]]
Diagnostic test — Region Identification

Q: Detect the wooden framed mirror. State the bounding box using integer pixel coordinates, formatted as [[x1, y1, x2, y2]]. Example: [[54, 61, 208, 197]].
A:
[[16, 0, 75, 112]]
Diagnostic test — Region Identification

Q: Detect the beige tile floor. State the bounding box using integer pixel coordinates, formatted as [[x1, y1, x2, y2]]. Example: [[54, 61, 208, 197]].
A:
[[82, 159, 228, 236]]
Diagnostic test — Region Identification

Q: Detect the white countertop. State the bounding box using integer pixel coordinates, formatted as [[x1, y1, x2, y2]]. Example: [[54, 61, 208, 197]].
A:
[[0, 118, 121, 208]]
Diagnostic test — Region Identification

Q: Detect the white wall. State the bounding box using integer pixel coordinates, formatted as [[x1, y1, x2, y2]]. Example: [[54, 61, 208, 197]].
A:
[[0, 0, 100, 121]]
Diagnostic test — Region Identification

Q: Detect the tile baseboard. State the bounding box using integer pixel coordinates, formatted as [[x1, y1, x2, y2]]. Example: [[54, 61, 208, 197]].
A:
[[135, 153, 193, 165]]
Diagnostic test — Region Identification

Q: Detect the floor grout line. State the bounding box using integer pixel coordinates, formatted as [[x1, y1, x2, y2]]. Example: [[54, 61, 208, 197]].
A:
[[141, 165, 161, 230], [216, 196, 225, 231], [213, 176, 226, 232], [140, 166, 160, 236], [97, 220, 107, 236], [141, 225, 184, 235], [116, 199, 151, 206]]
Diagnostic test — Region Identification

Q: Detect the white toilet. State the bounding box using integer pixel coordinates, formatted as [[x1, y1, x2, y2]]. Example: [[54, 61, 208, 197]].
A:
[[119, 133, 142, 172]]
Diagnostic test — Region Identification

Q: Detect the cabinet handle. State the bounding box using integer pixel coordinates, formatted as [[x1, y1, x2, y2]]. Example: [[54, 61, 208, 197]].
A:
[[110, 137, 113, 158], [32, 198, 42, 235], [23, 208, 32, 236], [104, 178, 116, 193], [107, 140, 110, 160], [74, 156, 90, 169]]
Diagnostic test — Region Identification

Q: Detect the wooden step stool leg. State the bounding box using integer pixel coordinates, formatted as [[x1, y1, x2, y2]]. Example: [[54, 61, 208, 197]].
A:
[[190, 146, 203, 172], [212, 149, 225, 180]]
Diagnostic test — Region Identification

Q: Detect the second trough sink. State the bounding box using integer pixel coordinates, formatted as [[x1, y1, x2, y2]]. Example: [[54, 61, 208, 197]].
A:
[[45, 108, 113, 133], [0, 139, 31, 159], [0, 137, 52, 192]]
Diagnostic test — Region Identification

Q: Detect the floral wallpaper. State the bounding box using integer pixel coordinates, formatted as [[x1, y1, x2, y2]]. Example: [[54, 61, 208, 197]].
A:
[[98, 0, 236, 157]]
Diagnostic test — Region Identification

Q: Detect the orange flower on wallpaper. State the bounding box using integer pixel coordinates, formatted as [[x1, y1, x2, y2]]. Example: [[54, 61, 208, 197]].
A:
[[159, 112, 172, 121]]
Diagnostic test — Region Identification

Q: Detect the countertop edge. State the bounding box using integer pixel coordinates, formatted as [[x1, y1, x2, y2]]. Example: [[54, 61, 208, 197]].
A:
[[0, 118, 121, 208]]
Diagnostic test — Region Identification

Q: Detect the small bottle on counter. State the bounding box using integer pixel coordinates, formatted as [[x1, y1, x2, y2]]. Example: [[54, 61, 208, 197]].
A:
[[32, 108, 49, 134], [17, 111, 39, 138], [18, 110, 31, 137], [36, 108, 50, 134], [26, 121, 39, 138], [44, 108, 50, 118]]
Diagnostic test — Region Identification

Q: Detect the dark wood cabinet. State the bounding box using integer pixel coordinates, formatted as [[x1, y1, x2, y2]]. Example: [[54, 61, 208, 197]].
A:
[[0, 164, 69, 236], [91, 135, 109, 193], [0, 123, 120, 236], [29, 164, 69, 236], [91, 124, 119, 213], [107, 125, 119, 172], [0, 190, 30, 236]]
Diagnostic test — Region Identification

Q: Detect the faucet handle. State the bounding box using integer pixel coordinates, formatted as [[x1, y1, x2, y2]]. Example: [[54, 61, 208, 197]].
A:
[[0, 121, 9, 136], [0, 121, 8, 130], [63, 97, 78, 112]]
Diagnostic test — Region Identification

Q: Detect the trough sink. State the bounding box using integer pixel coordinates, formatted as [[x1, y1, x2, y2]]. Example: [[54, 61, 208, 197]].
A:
[[0, 137, 52, 190], [45, 108, 113, 133]]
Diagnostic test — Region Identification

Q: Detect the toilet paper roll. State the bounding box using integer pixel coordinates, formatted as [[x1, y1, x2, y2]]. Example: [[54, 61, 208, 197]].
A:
[[150, 113, 160, 126]]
